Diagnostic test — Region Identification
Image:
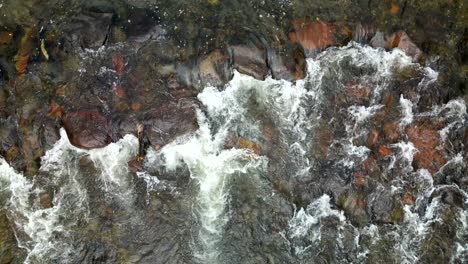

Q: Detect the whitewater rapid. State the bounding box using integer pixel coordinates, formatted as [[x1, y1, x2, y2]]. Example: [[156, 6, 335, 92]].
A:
[[1, 42, 466, 263]]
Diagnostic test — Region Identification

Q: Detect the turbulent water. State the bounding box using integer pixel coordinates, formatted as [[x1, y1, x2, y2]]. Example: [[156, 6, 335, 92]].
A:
[[1, 43, 466, 263]]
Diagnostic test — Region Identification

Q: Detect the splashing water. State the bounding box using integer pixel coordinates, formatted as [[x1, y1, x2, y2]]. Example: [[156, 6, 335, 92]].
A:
[[1, 42, 466, 263], [0, 129, 138, 263]]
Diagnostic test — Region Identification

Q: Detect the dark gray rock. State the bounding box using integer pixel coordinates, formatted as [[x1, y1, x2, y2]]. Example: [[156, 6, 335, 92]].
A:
[[62, 12, 113, 50]]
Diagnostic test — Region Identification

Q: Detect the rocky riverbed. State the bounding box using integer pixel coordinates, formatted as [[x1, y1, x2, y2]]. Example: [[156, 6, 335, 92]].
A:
[[0, 0, 466, 263]]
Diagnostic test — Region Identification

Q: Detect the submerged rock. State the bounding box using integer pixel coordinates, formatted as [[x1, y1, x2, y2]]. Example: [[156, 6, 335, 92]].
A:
[[144, 102, 198, 149], [0, 213, 20, 264], [62, 12, 113, 50]]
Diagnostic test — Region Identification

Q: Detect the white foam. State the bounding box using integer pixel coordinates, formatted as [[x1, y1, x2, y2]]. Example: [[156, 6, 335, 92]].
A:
[[348, 105, 384, 124], [87, 134, 138, 203], [399, 95, 414, 127], [289, 195, 345, 239], [0, 130, 88, 263]]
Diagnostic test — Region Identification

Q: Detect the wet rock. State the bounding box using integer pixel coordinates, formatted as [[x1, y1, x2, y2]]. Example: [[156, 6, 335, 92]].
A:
[[198, 49, 232, 87], [229, 44, 268, 80], [289, 19, 335, 56], [144, 103, 198, 149], [367, 129, 380, 147], [339, 192, 368, 226], [387, 31, 423, 61], [62, 110, 111, 149], [315, 128, 333, 159], [418, 206, 459, 264], [430, 186, 464, 208], [401, 192, 415, 205], [383, 122, 400, 142], [39, 192, 54, 209], [353, 171, 367, 187], [266, 46, 299, 81], [49, 100, 64, 118], [63, 12, 113, 50], [38, 117, 61, 150], [367, 188, 400, 224], [78, 240, 117, 264], [0, 32, 13, 45], [378, 145, 392, 157], [0, 213, 19, 263], [0, 117, 19, 160], [370, 31, 386, 48], [15, 27, 36, 75], [111, 53, 125, 76], [363, 157, 380, 178], [176, 63, 201, 88], [344, 81, 373, 105], [238, 138, 262, 155], [406, 124, 446, 174], [128, 157, 144, 173], [353, 23, 375, 43]]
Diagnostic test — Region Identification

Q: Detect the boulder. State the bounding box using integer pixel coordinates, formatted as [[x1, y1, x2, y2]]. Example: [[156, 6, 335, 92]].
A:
[[370, 31, 386, 48], [144, 103, 198, 149], [386, 31, 423, 61], [62, 110, 111, 149], [353, 23, 375, 43], [289, 19, 336, 56], [198, 50, 231, 87], [229, 45, 268, 80], [406, 124, 446, 173], [266, 47, 299, 81]]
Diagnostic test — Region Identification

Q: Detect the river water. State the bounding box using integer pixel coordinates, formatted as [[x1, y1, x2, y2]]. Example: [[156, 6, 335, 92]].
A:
[[1, 43, 467, 263]]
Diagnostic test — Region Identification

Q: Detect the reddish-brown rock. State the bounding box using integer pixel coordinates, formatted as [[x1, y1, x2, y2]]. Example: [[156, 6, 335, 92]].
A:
[[15, 27, 36, 75], [353, 171, 367, 187], [378, 145, 393, 157], [383, 122, 400, 142], [63, 110, 111, 149], [130, 103, 141, 111], [49, 100, 64, 118], [238, 138, 262, 155], [402, 192, 415, 205], [0, 31, 13, 45], [390, 3, 400, 15], [353, 23, 376, 43], [387, 31, 423, 61], [112, 54, 125, 76], [289, 19, 335, 55], [406, 125, 446, 173], [363, 157, 378, 174], [112, 84, 126, 98], [367, 129, 380, 147]]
